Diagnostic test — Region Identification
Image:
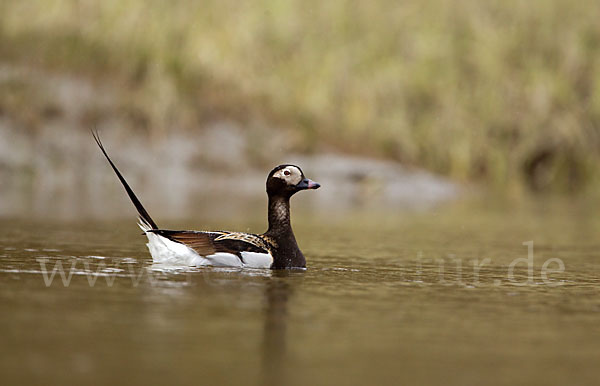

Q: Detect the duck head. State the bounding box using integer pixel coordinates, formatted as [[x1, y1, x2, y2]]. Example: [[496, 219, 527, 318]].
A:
[[266, 164, 320, 197]]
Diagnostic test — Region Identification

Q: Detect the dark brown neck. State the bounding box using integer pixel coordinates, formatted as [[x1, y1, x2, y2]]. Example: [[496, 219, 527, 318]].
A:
[[265, 195, 306, 269], [266, 195, 292, 235]]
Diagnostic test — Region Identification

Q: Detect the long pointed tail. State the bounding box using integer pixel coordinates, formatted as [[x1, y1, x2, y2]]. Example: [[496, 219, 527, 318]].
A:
[[92, 130, 158, 230]]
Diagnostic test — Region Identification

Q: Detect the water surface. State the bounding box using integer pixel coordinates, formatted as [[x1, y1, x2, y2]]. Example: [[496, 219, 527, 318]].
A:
[[1, 199, 599, 385]]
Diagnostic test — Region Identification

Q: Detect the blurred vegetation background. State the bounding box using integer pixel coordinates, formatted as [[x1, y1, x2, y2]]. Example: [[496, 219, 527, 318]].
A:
[[1, 0, 600, 194]]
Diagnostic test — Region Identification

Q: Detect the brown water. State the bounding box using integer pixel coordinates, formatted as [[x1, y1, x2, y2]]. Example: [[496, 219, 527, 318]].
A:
[[1, 199, 600, 386]]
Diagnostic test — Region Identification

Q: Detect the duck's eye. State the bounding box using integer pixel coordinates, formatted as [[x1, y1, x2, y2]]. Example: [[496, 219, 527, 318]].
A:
[[283, 170, 291, 176]]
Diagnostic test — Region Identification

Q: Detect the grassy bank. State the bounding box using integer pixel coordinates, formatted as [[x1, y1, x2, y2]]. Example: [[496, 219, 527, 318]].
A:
[[1, 0, 600, 192]]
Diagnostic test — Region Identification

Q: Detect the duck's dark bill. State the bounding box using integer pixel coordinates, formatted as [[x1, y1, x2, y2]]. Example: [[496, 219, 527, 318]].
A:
[[307, 179, 320, 189], [297, 178, 321, 190]]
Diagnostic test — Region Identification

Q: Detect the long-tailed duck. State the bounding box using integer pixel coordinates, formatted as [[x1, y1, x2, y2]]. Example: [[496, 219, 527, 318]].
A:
[[93, 132, 320, 269]]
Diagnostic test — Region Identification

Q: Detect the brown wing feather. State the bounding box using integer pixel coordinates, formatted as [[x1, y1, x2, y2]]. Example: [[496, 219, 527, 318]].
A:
[[167, 231, 218, 256], [149, 230, 270, 256], [214, 232, 274, 251]]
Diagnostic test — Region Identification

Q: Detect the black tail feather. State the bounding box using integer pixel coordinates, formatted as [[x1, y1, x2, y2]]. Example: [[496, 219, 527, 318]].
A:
[[92, 130, 158, 230]]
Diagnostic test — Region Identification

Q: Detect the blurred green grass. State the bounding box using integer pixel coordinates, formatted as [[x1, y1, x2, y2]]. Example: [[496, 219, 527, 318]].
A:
[[1, 0, 600, 192]]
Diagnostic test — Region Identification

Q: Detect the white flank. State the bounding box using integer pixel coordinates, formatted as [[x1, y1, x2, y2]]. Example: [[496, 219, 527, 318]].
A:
[[240, 251, 274, 269]]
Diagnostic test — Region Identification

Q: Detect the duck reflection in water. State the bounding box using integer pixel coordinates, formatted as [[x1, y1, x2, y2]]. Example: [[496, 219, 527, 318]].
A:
[[262, 271, 294, 386]]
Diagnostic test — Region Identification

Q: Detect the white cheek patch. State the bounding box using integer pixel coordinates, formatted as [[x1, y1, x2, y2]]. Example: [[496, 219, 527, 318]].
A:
[[275, 167, 302, 185], [287, 167, 302, 185]]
